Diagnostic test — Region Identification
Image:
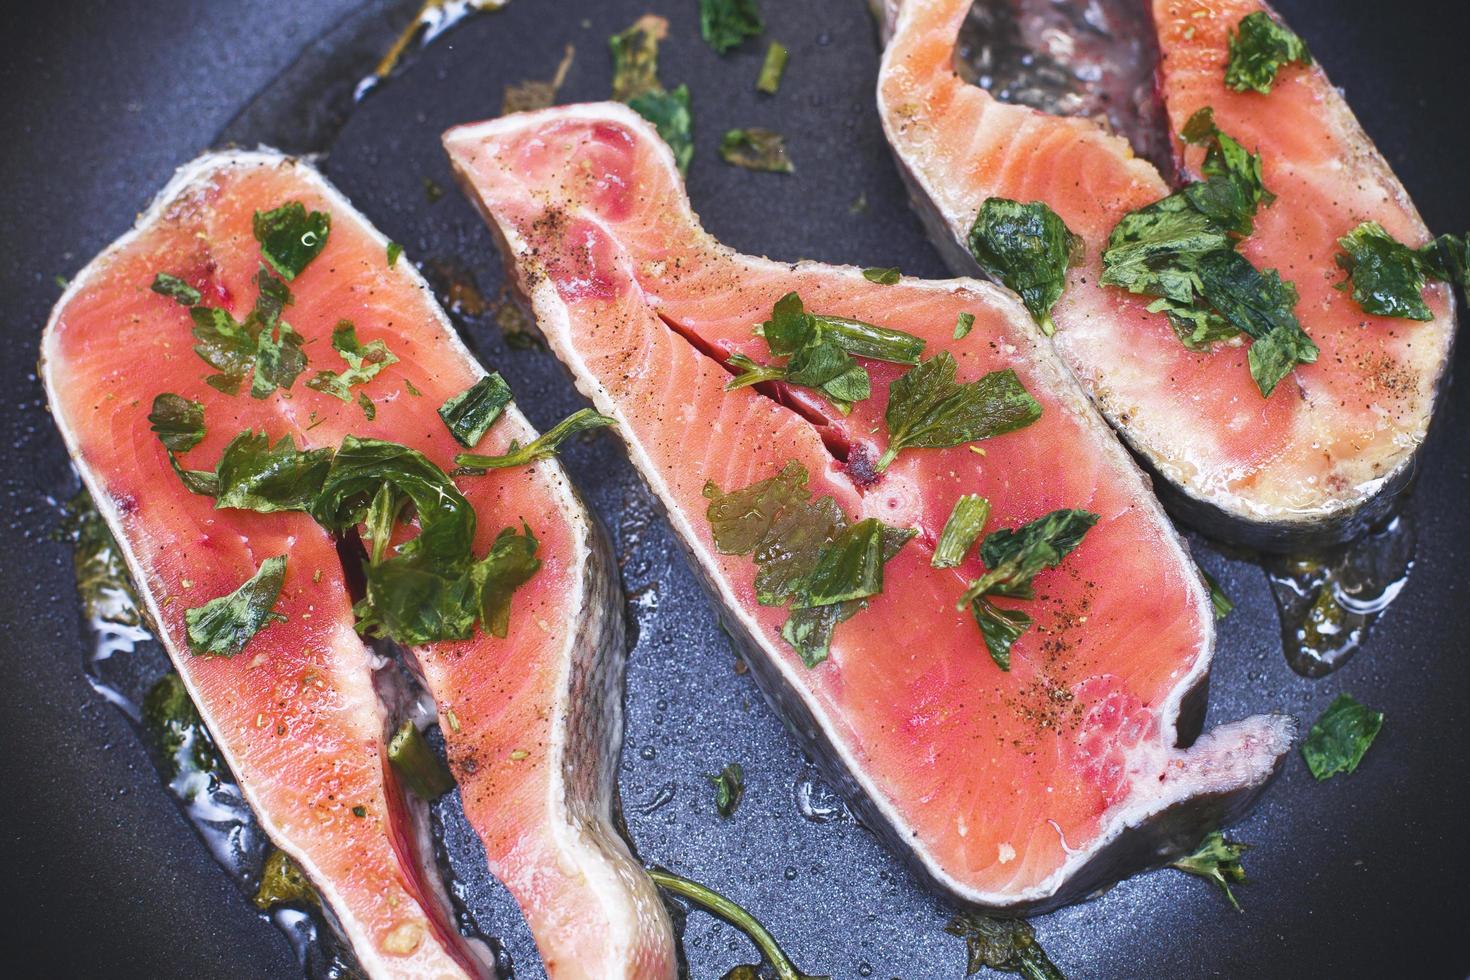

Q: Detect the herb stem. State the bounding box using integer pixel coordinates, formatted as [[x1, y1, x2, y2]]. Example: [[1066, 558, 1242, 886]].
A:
[[874, 447, 898, 473], [647, 869, 809, 980], [387, 721, 456, 800]]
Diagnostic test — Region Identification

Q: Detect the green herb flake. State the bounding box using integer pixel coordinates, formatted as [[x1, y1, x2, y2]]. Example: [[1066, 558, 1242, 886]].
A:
[[474, 525, 543, 638], [305, 319, 399, 402], [953, 311, 975, 340], [877, 352, 1042, 472], [311, 436, 542, 645], [649, 869, 828, 980], [387, 241, 403, 267], [1418, 232, 1470, 288], [388, 721, 457, 800], [610, 16, 694, 172], [932, 494, 990, 569], [1202, 568, 1233, 620], [253, 848, 318, 910], [610, 14, 667, 100], [423, 177, 444, 203], [945, 912, 1065, 979], [142, 672, 224, 793], [456, 408, 615, 470], [699, 0, 763, 54], [1225, 11, 1312, 95], [184, 555, 288, 658], [440, 373, 514, 448], [967, 198, 1081, 335], [1180, 107, 1276, 236], [756, 41, 788, 94], [1335, 221, 1433, 321], [212, 431, 332, 513], [58, 489, 141, 628], [252, 202, 330, 280], [148, 393, 218, 495], [630, 84, 694, 174], [151, 272, 202, 307], [184, 265, 308, 399], [403, 377, 422, 397], [705, 461, 913, 667], [719, 128, 793, 173], [147, 393, 206, 453], [1101, 112, 1316, 397], [1301, 693, 1383, 780], [957, 509, 1098, 669], [357, 391, 376, 420], [862, 266, 901, 285], [707, 762, 745, 817], [1171, 830, 1250, 911]]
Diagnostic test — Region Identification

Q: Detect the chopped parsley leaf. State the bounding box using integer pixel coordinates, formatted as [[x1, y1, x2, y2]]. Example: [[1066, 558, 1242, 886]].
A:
[[151, 272, 201, 307], [719, 128, 793, 173], [957, 509, 1098, 669], [706, 762, 745, 817], [705, 461, 913, 667], [440, 373, 514, 448], [1171, 830, 1250, 911], [877, 352, 1041, 472], [1336, 221, 1432, 320], [1225, 11, 1312, 95], [147, 393, 206, 453], [862, 266, 900, 285], [184, 555, 288, 657], [953, 311, 976, 340], [213, 431, 333, 514], [1101, 109, 1316, 396], [611, 16, 693, 172], [945, 912, 1065, 979], [305, 320, 398, 402], [314, 436, 542, 645], [252, 202, 330, 280], [967, 198, 1081, 335], [1301, 693, 1382, 780], [699, 0, 763, 54]]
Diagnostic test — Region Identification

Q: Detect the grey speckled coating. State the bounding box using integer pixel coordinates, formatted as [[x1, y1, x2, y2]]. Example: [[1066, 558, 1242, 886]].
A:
[[2, 1, 1468, 977]]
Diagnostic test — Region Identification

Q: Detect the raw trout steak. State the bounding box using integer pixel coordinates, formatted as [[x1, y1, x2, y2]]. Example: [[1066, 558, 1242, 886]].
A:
[[444, 103, 1293, 912], [877, 0, 1456, 549], [41, 151, 674, 979]]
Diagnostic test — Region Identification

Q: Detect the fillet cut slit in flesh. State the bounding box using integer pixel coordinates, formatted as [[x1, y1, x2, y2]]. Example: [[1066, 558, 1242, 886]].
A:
[[41, 151, 675, 979], [876, 0, 1456, 549], [444, 102, 1294, 912]]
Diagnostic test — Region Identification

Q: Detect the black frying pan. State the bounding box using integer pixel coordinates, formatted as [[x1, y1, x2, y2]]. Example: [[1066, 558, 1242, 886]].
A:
[[2, 0, 1468, 976]]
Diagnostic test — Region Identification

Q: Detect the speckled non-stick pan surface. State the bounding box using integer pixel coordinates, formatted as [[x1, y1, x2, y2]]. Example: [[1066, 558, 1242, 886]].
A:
[[2, 1, 1468, 976]]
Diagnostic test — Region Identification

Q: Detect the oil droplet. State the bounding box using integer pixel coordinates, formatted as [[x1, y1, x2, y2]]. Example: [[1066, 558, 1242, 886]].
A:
[[859, 963, 874, 977], [783, 866, 798, 881], [1264, 513, 1415, 677], [639, 746, 657, 761]]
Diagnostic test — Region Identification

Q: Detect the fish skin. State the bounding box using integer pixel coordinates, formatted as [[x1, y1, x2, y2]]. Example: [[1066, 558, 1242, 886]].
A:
[[876, 0, 1456, 551], [41, 150, 676, 979], [444, 102, 1294, 913]]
